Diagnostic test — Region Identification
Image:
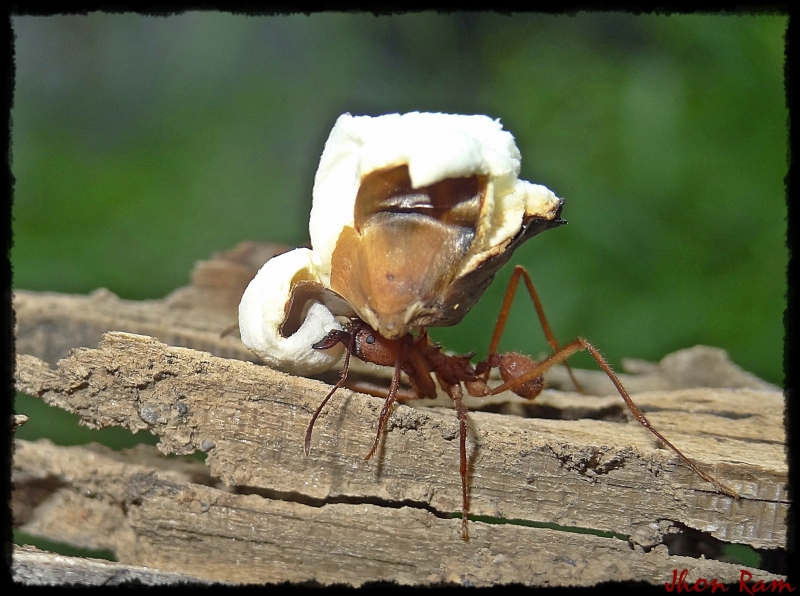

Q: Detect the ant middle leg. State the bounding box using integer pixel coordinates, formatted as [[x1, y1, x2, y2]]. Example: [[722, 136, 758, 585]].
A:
[[365, 356, 404, 461], [440, 381, 471, 542], [487, 265, 583, 392], [340, 378, 417, 402], [490, 337, 739, 498]]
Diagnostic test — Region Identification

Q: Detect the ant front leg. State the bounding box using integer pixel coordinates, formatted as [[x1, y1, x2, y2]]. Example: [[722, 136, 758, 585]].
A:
[[488, 265, 583, 393], [305, 326, 359, 457], [305, 348, 353, 457], [491, 337, 740, 499]]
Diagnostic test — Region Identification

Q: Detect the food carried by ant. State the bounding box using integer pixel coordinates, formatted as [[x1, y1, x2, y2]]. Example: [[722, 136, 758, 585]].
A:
[[238, 112, 738, 541]]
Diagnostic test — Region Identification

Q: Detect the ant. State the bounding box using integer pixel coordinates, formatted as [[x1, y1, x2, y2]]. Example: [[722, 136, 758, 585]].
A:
[[235, 113, 741, 542], [304, 265, 740, 542]]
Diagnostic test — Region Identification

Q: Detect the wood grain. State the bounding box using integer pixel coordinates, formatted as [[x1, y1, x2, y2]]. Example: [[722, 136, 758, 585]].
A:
[[13, 330, 786, 585], [12, 243, 787, 585]]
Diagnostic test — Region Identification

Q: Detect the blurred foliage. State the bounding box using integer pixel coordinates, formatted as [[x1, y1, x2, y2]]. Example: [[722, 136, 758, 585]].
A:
[[14, 530, 117, 562], [13, 14, 785, 434], [10, 12, 785, 572]]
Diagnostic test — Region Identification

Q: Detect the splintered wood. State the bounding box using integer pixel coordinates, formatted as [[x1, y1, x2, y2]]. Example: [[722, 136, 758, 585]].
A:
[[14, 331, 786, 586], [12, 243, 787, 586]]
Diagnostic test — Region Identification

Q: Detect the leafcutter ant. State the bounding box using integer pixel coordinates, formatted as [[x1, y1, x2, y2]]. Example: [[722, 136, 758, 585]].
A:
[[304, 264, 740, 542], [238, 112, 740, 542]]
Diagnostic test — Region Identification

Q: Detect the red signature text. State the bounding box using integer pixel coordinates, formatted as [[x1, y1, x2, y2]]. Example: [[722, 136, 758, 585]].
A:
[[664, 570, 794, 593]]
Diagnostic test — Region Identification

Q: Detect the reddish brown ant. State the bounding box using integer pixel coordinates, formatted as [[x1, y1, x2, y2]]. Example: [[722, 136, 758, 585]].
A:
[[236, 114, 741, 542], [305, 265, 740, 542]]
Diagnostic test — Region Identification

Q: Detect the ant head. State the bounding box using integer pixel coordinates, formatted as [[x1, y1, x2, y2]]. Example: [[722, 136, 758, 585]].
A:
[[315, 318, 401, 368], [353, 325, 403, 368], [309, 113, 565, 340], [312, 318, 403, 369], [329, 165, 485, 340]]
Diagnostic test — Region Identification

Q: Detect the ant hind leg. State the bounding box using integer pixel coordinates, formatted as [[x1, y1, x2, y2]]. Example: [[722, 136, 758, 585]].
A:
[[490, 337, 739, 499], [488, 265, 583, 393]]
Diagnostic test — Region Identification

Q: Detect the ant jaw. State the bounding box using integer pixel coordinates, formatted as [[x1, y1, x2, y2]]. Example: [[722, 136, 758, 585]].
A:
[[312, 329, 348, 350]]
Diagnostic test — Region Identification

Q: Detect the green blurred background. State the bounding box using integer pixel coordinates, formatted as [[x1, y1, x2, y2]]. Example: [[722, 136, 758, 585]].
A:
[[10, 12, 786, 566], [13, 13, 786, 426]]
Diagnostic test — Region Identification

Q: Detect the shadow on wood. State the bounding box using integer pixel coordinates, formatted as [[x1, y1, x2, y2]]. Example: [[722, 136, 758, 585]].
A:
[[13, 330, 787, 585], [11, 243, 787, 585]]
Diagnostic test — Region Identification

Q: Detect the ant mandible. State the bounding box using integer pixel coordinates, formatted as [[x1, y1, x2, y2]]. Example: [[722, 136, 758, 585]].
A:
[[305, 264, 740, 542]]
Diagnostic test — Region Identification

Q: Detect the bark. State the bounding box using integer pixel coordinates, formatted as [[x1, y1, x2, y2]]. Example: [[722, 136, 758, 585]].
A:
[[11, 242, 787, 585], [13, 332, 787, 585]]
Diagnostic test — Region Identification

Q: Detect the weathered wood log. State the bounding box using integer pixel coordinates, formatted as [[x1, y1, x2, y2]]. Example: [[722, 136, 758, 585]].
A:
[[12, 241, 289, 367], [12, 437, 784, 587], [12, 243, 787, 584], [12, 544, 224, 586], [13, 330, 787, 585]]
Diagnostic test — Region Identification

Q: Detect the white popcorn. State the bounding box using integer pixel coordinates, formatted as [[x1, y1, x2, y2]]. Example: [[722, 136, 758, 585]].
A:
[[239, 112, 564, 371], [238, 248, 344, 374], [309, 112, 562, 288]]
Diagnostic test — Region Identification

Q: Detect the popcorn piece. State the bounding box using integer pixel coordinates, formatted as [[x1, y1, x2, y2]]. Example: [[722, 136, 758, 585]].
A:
[[308, 112, 564, 339], [238, 248, 344, 374], [239, 112, 564, 372]]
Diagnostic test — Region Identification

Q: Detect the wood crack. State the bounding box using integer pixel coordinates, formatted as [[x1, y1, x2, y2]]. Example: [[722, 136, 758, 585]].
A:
[[12, 264, 787, 584]]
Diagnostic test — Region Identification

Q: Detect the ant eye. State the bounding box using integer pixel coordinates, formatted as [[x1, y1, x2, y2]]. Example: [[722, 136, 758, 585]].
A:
[[366, 335, 375, 344]]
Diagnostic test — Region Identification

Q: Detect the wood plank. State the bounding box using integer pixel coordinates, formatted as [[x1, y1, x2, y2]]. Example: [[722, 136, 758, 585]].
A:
[[12, 439, 786, 586], [14, 332, 786, 556]]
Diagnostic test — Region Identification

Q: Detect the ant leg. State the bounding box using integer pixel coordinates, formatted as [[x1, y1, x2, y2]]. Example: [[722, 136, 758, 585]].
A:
[[488, 265, 583, 392], [304, 349, 353, 457], [437, 379, 471, 540], [365, 356, 403, 461], [449, 383, 471, 542], [491, 337, 739, 499]]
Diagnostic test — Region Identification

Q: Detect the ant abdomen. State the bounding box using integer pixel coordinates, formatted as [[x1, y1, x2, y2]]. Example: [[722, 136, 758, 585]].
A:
[[492, 352, 545, 400]]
